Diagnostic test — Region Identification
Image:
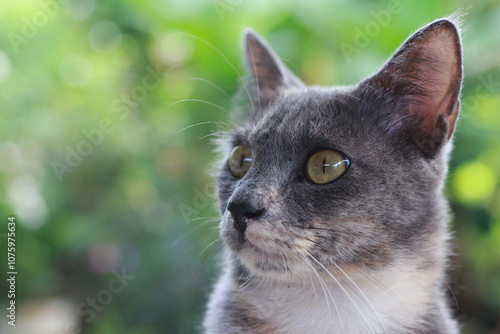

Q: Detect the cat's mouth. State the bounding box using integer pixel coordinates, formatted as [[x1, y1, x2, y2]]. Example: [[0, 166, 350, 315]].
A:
[[221, 212, 318, 276], [238, 244, 296, 275], [242, 240, 286, 262], [233, 226, 291, 261]]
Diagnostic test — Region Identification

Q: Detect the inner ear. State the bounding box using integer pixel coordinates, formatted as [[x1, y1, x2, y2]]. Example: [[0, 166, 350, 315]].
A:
[[244, 30, 304, 110], [364, 19, 462, 157]]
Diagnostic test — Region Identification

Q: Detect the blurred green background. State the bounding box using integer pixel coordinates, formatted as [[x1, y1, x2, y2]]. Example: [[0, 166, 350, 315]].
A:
[[0, 0, 499, 333]]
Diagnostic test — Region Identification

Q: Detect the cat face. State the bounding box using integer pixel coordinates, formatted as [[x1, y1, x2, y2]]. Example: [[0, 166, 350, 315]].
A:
[[216, 20, 462, 282]]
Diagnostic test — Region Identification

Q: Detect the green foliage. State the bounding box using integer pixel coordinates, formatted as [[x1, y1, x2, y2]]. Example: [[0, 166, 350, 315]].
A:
[[0, 0, 499, 333]]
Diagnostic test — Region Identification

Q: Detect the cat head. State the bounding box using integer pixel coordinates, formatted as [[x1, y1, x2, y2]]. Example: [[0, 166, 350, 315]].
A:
[[216, 19, 462, 282]]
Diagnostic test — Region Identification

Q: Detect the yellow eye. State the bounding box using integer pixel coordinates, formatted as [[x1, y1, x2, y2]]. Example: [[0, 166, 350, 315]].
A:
[[306, 150, 349, 184], [228, 145, 253, 178]]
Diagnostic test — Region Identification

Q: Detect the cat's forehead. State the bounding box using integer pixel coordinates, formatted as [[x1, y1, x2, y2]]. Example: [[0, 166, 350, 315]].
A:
[[236, 86, 363, 148]]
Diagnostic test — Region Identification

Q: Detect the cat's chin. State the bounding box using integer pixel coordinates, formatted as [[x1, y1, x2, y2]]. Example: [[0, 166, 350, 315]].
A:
[[228, 239, 311, 281], [221, 226, 299, 277], [236, 249, 298, 280]]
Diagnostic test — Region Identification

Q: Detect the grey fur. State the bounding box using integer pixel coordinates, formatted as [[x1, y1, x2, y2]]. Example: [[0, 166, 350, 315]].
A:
[[203, 18, 462, 334]]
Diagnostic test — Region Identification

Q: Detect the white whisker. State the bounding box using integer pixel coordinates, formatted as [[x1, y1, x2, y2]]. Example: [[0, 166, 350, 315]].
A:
[[200, 238, 222, 255], [330, 261, 388, 334], [175, 121, 232, 134], [354, 267, 419, 324], [300, 253, 340, 320], [189, 77, 237, 105], [167, 99, 230, 114], [169, 219, 219, 250], [179, 32, 255, 112], [304, 250, 377, 334]]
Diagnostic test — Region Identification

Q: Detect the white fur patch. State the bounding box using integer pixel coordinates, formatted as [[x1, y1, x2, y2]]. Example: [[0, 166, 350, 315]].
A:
[[238, 260, 443, 334]]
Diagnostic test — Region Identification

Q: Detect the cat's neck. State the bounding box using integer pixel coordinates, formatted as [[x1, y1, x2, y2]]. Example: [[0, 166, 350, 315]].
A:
[[216, 257, 456, 334]]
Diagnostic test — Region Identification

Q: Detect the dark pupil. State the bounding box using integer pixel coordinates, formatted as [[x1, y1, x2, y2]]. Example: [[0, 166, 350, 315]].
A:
[[322, 157, 326, 174], [240, 153, 245, 168]]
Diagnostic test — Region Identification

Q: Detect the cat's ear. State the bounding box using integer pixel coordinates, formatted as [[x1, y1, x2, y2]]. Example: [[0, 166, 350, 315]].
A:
[[244, 29, 304, 110], [364, 19, 462, 157]]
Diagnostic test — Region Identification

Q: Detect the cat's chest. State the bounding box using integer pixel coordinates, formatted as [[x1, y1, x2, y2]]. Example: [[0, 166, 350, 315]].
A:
[[240, 264, 435, 334]]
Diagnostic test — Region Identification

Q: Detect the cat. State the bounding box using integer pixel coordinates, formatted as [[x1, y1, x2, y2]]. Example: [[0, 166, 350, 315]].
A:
[[203, 17, 462, 334]]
